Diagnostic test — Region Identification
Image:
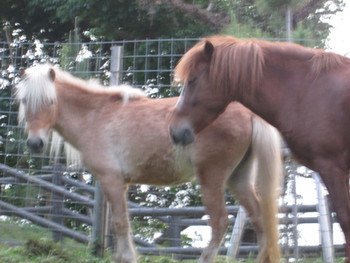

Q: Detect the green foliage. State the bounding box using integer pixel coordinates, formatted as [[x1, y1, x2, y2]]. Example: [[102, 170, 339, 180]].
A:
[[222, 17, 273, 39], [129, 182, 202, 208], [293, 22, 321, 48], [1, 0, 345, 46], [0, 184, 44, 207], [255, 0, 308, 14], [59, 20, 92, 80], [222, 0, 345, 47], [1, 0, 218, 42], [133, 217, 168, 243], [129, 182, 203, 244]]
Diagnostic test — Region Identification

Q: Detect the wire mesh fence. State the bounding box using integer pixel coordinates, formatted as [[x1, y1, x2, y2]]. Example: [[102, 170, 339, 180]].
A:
[[0, 37, 341, 261]]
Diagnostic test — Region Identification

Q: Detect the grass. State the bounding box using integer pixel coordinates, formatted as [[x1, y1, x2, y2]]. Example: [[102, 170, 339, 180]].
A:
[[0, 222, 345, 262], [0, 239, 345, 263], [0, 239, 112, 263], [139, 255, 242, 263], [0, 220, 112, 262], [0, 239, 241, 263]]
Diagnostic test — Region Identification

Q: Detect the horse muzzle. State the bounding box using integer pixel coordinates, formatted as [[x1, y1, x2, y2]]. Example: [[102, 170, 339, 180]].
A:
[[26, 137, 45, 154], [169, 125, 195, 146]]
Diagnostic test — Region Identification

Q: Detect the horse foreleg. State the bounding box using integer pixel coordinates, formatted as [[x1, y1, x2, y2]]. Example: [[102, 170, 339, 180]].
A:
[[99, 174, 137, 263], [317, 165, 350, 263], [197, 169, 229, 263]]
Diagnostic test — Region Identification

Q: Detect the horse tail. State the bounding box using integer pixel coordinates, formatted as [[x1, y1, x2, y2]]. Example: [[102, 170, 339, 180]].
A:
[[251, 115, 282, 263]]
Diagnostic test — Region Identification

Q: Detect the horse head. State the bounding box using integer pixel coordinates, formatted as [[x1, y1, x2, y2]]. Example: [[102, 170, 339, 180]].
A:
[[169, 40, 230, 146], [15, 64, 57, 153]]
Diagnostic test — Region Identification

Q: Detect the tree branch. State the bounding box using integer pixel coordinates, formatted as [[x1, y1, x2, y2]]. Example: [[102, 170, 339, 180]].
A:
[[293, 0, 343, 24], [138, 0, 230, 30]]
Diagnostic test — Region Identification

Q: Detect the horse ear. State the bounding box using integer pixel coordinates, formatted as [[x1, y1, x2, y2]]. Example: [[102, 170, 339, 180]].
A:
[[49, 68, 55, 82], [204, 41, 214, 60]]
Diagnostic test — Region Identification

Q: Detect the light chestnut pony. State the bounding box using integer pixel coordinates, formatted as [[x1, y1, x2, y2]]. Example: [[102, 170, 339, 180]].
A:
[[15, 64, 282, 263]]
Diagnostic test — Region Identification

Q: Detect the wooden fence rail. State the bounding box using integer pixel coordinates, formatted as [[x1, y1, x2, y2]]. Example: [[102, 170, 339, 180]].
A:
[[0, 164, 93, 207], [0, 200, 89, 243], [0, 163, 343, 260]]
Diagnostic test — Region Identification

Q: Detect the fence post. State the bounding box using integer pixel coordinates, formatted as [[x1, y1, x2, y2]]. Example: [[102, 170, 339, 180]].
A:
[[166, 216, 182, 260], [291, 172, 299, 259], [92, 181, 107, 257], [286, 6, 293, 42], [167, 216, 182, 247], [92, 45, 123, 257], [313, 172, 334, 263], [51, 164, 65, 243], [110, 46, 123, 86], [227, 206, 247, 259]]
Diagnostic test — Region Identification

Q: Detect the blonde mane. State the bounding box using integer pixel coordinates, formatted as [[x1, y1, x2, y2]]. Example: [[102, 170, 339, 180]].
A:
[[53, 68, 146, 100], [50, 131, 82, 168], [15, 64, 57, 124]]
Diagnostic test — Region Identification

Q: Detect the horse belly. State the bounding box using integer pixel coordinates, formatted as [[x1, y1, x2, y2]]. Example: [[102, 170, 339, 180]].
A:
[[122, 147, 195, 186]]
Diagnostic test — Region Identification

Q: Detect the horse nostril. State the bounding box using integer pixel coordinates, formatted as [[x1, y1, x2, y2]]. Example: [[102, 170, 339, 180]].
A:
[[170, 126, 195, 146], [26, 138, 44, 153], [170, 127, 180, 144], [183, 129, 192, 141]]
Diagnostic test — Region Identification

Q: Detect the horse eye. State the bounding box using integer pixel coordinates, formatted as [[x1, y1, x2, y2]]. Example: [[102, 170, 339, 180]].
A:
[[188, 77, 197, 85], [21, 98, 27, 105]]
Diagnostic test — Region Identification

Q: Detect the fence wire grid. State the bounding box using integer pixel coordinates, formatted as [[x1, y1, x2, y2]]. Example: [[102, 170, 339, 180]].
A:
[[0, 38, 341, 261]]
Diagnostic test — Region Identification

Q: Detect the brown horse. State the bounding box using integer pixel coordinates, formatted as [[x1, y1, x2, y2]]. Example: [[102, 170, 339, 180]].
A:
[[169, 35, 350, 262], [15, 64, 282, 263]]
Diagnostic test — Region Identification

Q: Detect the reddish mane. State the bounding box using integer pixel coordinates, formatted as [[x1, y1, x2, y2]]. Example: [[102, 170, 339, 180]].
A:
[[175, 36, 264, 100], [175, 35, 349, 99], [311, 51, 350, 76]]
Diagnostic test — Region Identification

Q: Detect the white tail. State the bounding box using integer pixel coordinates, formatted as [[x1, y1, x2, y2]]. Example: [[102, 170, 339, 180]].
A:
[[251, 116, 282, 263]]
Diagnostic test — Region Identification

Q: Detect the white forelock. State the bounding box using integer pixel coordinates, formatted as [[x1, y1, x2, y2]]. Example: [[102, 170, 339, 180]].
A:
[[15, 64, 57, 122]]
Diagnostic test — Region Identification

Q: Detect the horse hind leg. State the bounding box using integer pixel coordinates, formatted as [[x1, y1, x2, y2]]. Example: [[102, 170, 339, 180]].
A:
[[226, 154, 265, 258], [227, 143, 281, 263]]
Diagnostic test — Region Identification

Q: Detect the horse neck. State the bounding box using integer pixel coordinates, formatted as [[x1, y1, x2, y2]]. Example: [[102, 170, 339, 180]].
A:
[[241, 52, 310, 128], [53, 82, 109, 149]]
